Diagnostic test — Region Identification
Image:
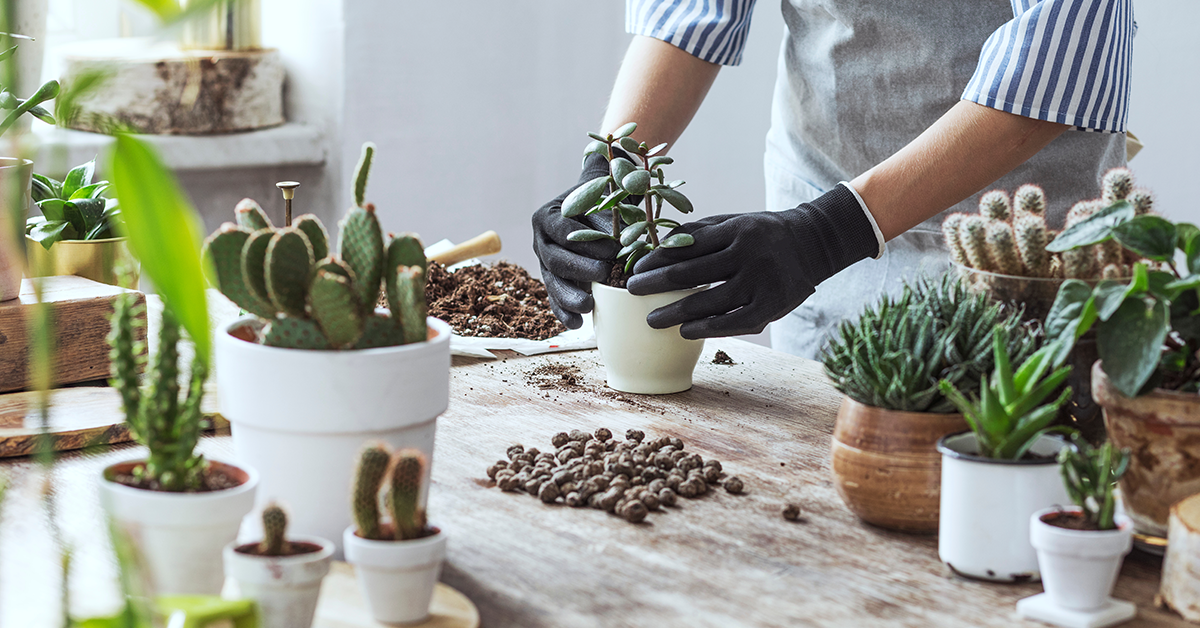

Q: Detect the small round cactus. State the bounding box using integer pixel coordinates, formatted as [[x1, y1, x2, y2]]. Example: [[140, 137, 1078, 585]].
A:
[[1101, 167, 1134, 204], [1013, 184, 1046, 217], [1129, 188, 1154, 215], [979, 190, 1012, 221]]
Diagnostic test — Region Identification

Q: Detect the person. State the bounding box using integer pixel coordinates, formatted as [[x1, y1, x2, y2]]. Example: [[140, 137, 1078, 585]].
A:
[[533, 0, 1132, 358]]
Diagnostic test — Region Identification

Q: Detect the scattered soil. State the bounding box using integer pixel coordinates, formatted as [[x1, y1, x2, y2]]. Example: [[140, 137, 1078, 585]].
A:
[[235, 541, 325, 557], [425, 261, 566, 340], [111, 462, 243, 493], [523, 362, 663, 412], [605, 264, 631, 289], [712, 350, 736, 365], [1041, 511, 1104, 531]]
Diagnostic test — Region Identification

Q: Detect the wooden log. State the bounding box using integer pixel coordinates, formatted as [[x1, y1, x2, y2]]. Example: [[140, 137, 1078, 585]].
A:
[[0, 276, 146, 393], [1161, 493, 1200, 620]]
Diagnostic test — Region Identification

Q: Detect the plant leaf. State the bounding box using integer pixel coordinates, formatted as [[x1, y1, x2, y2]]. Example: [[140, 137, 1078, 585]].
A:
[[653, 187, 693, 214], [621, 170, 652, 196], [70, 197, 107, 233], [649, 156, 674, 169], [1097, 297, 1171, 397], [561, 175, 610, 218], [660, 233, 694, 248], [69, 181, 110, 200], [1112, 215, 1178, 261], [619, 221, 649, 247], [62, 158, 96, 199], [646, 142, 668, 157], [567, 229, 613, 242], [617, 136, 640, 154], [31, 174, 59, 202], [610, 157, 636, 185], [583, 139, 608, 159], [1046, 201, 1135, 252], [37, 198, 66, 222], [27, 220, 73, 249], [616, 203, 646, 225], [613, 122, 637, 139], [617, 239, 650, 259]]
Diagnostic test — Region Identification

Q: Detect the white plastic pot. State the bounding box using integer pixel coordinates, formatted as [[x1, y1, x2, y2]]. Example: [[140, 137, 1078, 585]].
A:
[[343, 526, 447, 625], [98, 459, 258, 595], [1030, 507, 1133, 611], [937, 432, 1069, 582], [224, 536, 335, 628], [591, 282, 705, 394], [216, 317, 451, 555]]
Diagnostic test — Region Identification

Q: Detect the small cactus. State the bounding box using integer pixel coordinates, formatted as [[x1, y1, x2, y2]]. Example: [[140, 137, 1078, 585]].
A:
[[959, 215, 993, 271], [351, 444, 431, 541], [236, 198, 273, 231], [1102, 263, 1128, 280], [1062, 245, 1097, 279], [1013, 184, 1046, 217], [1066, 200, 1101, 227], [979, 190, 1011, 221], [1129, 189, 1154, 215], [353, 443, 392, 541], [984, 220, 1023, 275], [1101, 167, 1133, 204], [941, 213, 969, 267], [1013, 213, 1050, 277], [390, 449, 427, 541], [259, 503, 288, 556]]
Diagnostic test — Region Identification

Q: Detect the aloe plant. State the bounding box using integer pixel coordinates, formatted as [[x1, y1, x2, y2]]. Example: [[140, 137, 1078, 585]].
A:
[[561, 122, 695, 274], [25, 158, 122, 249], [1058, 437, 1130, 530], [0, 35, 59, 137]]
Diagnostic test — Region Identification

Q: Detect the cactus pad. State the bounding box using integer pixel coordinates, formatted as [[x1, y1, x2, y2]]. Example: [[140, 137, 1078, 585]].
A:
[[265, 228, 316, 317], [386, 233, 426, 310], [355, 313, 408, 349], [390, 448, 427, 541], [294, 214, 330, 261], [262, 316, 331, 350], [202, 224, 277, 318], [310, 269, 365, 349], [353, 443, 392, 540], [241, 229, 275, 305], [314, 255, 356, 282], [235, 198, 274, 231], [353, 142, 376, 208], [391, 265, 428, 345], [338, 204, 385, 312], [259, 503, 288, 556]]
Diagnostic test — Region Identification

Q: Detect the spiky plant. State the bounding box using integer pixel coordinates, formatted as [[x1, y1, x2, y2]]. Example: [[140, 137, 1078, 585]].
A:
[[822, 275, 1040, 413], [351, 443, 431, 541], [389, 449, 428, 541], [258, 503, 288, 556], [1058, 437, 1130, 530], [352, 443, 392, 541], [979, 190, 1011, 221], [203, 142, 429, 349]]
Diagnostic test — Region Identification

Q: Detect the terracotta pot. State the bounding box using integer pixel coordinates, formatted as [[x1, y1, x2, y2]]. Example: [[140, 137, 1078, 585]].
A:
[[1094, 361, 1200, 537], [830, 397, 966, 533], [0, 158, 33, 302], [25, 236, 139, 288]]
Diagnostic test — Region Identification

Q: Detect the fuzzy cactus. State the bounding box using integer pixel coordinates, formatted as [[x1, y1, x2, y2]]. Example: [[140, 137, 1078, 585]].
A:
[[959, 215, 993, 271], [1013, 213, 1050, 277], [259, 503, 288, 556], [979, 190, 1011, 221], [1066, 200, 1101, 227], [941, 213, 969, 267], [202, 142, 429, 350], [1013, 184, 1046, 217], [390, 449, 428, 541], [1101, 167, 1133, 204], [1129, 189, 1154, 215], [984, 220, 1023, 275], [353, 443, 392, 541], [1062, 245, 1097, 279]]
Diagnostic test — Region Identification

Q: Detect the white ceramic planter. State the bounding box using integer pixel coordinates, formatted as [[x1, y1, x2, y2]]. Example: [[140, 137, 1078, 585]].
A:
[[224, 535, 335, 628], [98, 459, 258, 595], [343, 526, 447, 625], [216, 317, 451, 555], [591, 282, 705, 394], [937, 432, 1069, 582], [0, 158, 33, 302], [1030, 507, 1133, 610]]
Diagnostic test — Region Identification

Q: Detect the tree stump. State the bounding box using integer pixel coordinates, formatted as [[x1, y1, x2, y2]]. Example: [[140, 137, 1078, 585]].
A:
[[1160, 493, 1200, 620]]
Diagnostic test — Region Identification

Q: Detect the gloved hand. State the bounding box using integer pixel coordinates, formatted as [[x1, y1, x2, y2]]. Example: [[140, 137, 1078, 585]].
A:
[[626, 183, 880, 339], [532, 153, 621, 329]]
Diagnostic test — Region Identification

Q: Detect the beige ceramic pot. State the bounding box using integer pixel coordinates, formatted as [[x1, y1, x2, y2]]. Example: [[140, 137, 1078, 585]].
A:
[[1094, 361, 1200, 537], [25, 236, 138, 288], [0, 158, 33, 301], [830, 397, 967, 533]]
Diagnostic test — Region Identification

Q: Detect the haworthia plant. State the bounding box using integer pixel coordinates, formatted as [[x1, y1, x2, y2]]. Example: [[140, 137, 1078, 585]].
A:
[[202, 142, 429, 350]]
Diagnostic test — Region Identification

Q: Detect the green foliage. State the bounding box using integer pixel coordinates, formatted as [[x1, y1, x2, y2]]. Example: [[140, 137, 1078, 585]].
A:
[[259, 503, 288, 556], [939, 328, 1074, 460], [563, 122, 694, 272], [1058, 437, 1130, 530], [201, 142, 429, 350], [0, 65, 59, 137], [24, 158, 123, 249], [352, 444, 431, 542], [352, 443, 392, 541], [822, 275, 1040, 413], [1045, 212, 1200, 396]]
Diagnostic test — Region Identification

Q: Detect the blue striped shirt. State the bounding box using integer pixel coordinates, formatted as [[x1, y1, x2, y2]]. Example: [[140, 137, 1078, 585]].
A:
[[625, 0, 1133, 133]]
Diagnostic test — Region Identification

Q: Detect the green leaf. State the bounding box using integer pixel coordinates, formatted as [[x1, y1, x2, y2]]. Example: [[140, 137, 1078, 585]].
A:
[[649, 156, 674, 169], [1046, 201, 1135, 252], [1045, 280, 1095, 341], [587, 131, 607, 142], [583, 139, 608, 159], [108, 134, 211, 363], [655, 218, 681, 229], [624, 247, 648, 274], [617, 136, 640, 154], [70, 197, 108, 233], [646, 142, 668, 157], [653, 187, 693, 214], [993, 330, 1015, 406], [1165, 274, 1200, 292], [596, 189, 630, 213], [616, 203, 646, 225], [1013, 344, 1056, 396], [1092, 280, 1129, 322], [62, 158, 96, 199], [561, 175, 610, 218], [567, 229, 613, 242], [1097, 297, 1170, 397], [31, 174, 59, 202], [1113, 215, 1178, 261], [610, 157, 636, 185], [660, 233, 694, 248], [27, 220, 73, 249], [619, 221, 649, 246], [1148, 269, 1182, 301], [617, 239, 650, 259], [621, 170, 652, 196], [69, 181, 110, 200], [1176, 222, 1199, 254], [0, 45, 16, 64], [613, 122, 637, 139], [37, 198, 66, 222]]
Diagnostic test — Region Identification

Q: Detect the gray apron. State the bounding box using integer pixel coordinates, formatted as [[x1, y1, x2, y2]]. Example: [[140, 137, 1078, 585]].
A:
[[765, 0, 1127, 359]]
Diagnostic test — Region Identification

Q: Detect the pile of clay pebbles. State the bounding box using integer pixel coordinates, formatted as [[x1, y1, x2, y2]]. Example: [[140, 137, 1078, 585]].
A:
[[485, 428, 745, 523]]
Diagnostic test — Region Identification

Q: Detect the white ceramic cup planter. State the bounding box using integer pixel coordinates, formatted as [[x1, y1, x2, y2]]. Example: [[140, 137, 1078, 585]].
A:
[[591, 282, 705, 394], [98, 459, 258, 595], [1030, 507, 1133, 610], [224, 536, 335, 628], [217, 317, 451, 554], [937, 432, 1069, 582], [343, 526, 447, 625]]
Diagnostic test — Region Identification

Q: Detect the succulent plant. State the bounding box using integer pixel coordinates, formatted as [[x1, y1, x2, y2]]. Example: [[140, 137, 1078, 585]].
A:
[[0, 39, 59, 137], [25, 158, 123, 249], [822, 275, 1040, 413], [1058, 437, 1130, 530], [562, 122, 695, 274], [108, 292, 208, 491], [351, 442, 430, 541], [203, 142, 428, 350], [259, 503, 288, 556]]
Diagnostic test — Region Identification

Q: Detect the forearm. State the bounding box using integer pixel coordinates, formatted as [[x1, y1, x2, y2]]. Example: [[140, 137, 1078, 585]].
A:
[[850, 100, 1069, 241], [601, 36, 721, 150]]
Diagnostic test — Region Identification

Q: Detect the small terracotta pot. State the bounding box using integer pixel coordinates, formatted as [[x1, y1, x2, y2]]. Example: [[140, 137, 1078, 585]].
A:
[[830, 397, 967, 533], [1094, 361, 1200, 537]]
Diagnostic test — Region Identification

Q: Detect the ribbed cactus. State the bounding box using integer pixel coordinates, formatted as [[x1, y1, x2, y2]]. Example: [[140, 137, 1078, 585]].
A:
[[984, 220, 1023, 275], [202, 142, 429, 350], [108, 293, 208, 492], [259, 503, 288, 556], [353, 443, 392, 541], [979, 190, 1011, 221], [1013, 213, 1050, 277], [390, 449, 427, 541], [959, 215, 992, 271]]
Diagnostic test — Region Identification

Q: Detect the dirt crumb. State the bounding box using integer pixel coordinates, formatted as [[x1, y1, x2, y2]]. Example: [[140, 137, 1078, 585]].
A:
[[712, 350, 736, 365], [424, 261, 566, 340]]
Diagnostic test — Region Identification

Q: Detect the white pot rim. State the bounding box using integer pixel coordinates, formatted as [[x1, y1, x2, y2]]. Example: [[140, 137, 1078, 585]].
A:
[[591, 282, 708, 297], [1031, 506, 1134, 546], [937, 431, 1066, 466], [343, 525, 446, 569], [100, 458, 259, 525], [221, 316, 451, 356], [225, 534, 336, 566]]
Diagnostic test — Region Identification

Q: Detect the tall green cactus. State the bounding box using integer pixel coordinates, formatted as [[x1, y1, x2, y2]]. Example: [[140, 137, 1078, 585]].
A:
[[350, 444, 431, 541], [259, 503, 288, 556], [390, 449, 427, 541], [353, 443, 392, 541], [201, 142, 429, 350]]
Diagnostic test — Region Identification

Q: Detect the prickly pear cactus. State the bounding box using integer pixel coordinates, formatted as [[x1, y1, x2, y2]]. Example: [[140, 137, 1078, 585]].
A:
[[353, 443, 392, 541], [259, 503, 288, 556], [390, 449, 427, 541], [339, 204, 385, 314], [202, 224, 277, 319], [310, 269, 364, 349], [236, 198, 273, 231], [294, 214, 330, 261]]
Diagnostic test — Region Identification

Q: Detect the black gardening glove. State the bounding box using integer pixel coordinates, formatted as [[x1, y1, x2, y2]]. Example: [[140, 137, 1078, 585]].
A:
[[626, 183, 880, 339], [532, 153, 622, 329]]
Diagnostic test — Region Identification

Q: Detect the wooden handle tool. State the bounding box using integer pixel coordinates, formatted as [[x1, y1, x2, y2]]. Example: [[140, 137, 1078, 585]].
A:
[[427, 231, 502, 267]]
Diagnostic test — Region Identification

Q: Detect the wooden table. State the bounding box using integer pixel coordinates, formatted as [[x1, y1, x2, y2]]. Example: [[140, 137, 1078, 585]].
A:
[[0, 338, 1187, 627]]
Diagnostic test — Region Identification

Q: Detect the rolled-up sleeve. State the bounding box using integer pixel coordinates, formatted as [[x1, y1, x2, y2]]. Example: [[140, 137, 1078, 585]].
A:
[[626, 0, 759, 66], [962, 0, 1134, 133]]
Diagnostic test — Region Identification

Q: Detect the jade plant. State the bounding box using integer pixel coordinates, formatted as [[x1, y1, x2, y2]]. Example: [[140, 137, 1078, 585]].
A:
[[352, 443, 430, 541], [821, 275, 1040, 413], [108, 292, 209, 491], [1044, 210, 1200, 396], [1058, 437, 1130, 530], [939, 327, 1075, 460], [25, 158, 123, 248], [561, 122, 695, 275], [203, 142, 429, 350]]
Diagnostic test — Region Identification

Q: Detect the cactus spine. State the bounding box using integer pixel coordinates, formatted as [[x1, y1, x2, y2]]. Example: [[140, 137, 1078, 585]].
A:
[[353, 443, 392, 541], [259, 503, 288, 556], [1013, 213, 1050, 277], [959, 215, 992, 271], [351, 443, 431, 541], [984, 220, 1023, 275], [1013, 184, 1046, 217], [1101, 167, 1133, 204], [390, 449, 427, 541], [979, 190, 1011, 221], [941, 213, 969, 267]]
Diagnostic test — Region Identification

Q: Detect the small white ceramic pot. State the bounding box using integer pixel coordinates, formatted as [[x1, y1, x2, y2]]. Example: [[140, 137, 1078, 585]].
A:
[[937, 432, 1069, 582], [217, 317, 451, 555], [343, 526, 447, 625], [591, 282, 706, 394], [98, 459, 258, 595], [1030, 506, 1133, 611], [224, 535, 335, 628], [0, 158, 33, 302]]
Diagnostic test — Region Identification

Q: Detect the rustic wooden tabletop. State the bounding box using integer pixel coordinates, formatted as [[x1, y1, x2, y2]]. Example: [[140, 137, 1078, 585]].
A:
[[0, 333, 1187, 627]]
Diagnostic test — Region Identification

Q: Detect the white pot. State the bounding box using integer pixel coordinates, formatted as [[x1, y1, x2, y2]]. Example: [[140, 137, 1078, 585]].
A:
[[0, 158, 33, 302], [98, 459, 258, 595], [591, 282, 705, 394], [343, 526, 447, 625], [224, 535, 335, 628], [1030, 506, 1133, 611], [216, 317, 451, 556], [937, 432, 1069, 582]]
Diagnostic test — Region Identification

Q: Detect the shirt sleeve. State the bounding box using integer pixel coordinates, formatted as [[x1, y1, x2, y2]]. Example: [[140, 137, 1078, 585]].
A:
[[961, 0, 1134, 133], [625, 0, 759, 66]]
